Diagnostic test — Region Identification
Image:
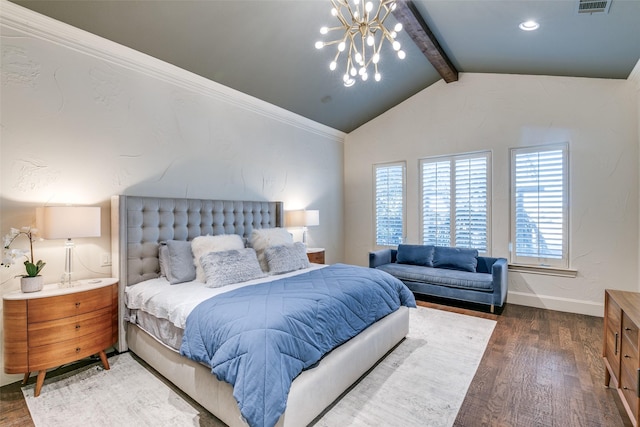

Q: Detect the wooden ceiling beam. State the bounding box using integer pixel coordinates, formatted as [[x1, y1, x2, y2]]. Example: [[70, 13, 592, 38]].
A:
[[392, 0, 459, 83]]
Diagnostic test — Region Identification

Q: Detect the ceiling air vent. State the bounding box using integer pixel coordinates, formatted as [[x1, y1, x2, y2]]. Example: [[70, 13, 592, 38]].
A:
[[577, 0, 612, 14]]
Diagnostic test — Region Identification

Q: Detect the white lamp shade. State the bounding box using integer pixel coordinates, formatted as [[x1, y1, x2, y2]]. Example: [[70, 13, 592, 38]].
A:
[[285, 210, 320, 227], [36, 206, 101, 239]]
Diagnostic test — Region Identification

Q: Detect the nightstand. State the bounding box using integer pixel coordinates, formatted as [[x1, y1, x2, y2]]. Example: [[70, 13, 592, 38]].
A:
[[3, 278, 118, 397], [306, 247, 325, 264]]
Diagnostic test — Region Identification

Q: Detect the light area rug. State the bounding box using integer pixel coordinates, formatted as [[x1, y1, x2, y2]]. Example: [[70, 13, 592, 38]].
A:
[[23, 307, 496, 427]]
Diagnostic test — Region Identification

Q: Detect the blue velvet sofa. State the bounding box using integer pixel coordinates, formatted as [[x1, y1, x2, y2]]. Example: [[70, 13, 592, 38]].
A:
[[369, 244, 507, 313]]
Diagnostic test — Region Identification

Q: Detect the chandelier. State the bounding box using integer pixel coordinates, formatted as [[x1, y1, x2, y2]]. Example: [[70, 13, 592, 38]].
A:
[[315, 0, 405, 87]]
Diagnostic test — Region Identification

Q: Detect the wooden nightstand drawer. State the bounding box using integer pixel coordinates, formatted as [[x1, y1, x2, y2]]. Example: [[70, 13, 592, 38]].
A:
[[28, 328, 113, 370], [28, 307, 112, 347], [28, 286, 112, 323]]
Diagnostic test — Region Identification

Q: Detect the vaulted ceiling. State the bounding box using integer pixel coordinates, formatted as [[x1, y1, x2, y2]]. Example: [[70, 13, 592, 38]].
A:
[[11, 0, 640, 133]]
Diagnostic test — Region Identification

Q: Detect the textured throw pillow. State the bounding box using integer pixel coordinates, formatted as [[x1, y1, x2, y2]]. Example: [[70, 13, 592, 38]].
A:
[[191, 235, 245, 282], [396, 244, 435, 267], [264, 242, 310, 275], [249, 228, 294, 272], [200, 248, 266, 288], [165, 240, 197, 284], [432, 246, 478, 272]]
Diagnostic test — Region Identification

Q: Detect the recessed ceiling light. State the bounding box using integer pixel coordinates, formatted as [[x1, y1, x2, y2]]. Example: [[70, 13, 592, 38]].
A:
[[519, 20, 540, 31]]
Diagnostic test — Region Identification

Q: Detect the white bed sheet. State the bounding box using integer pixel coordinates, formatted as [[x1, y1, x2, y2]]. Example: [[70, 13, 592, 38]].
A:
[[125, 264, 326, 330]]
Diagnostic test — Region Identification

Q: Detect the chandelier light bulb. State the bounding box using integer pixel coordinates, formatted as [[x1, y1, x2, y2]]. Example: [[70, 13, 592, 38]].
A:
[[359, 67, 366, 76], [375, 72, 381, 82], [365, 2, 373, 12], [393, 41, 401, 51], [394, 23, 403, 32], [344, 78, 355, 87], [362, 72, 369, 81], [398, 50, 406, 59], [391, 31, 397, 38], [367, 35, 375, 46], [355, 52, 363, 63], [343, 73, 350, 82], [331, 7, 338, 16], [338, 41, 346, 52], [350, 67, 357, 76], [320, 26, 329, 35], [330, 61, 337, 71], [372, 53, 380, 64], [315, 41, 324, 49]]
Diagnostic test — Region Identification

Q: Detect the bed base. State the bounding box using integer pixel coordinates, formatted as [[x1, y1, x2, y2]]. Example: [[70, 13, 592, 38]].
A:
[[127, 306, 409, 427]]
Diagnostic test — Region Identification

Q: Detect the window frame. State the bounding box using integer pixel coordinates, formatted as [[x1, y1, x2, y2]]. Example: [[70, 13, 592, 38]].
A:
[[373, 161, 406, 248], [419, 151, 492, 254], [509, 143, 569, 269]]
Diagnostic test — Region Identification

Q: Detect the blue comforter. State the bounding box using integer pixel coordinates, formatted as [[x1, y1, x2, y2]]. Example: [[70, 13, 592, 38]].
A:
[[180, 263, 416, 427]]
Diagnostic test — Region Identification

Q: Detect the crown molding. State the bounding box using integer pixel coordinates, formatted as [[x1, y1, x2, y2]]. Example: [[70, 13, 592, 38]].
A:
[[0, 0, 346, 143]]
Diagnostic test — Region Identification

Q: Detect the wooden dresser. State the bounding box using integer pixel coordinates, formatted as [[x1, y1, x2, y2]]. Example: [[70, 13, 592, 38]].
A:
[[3, 278, 118, 396], [604, 289, 640, 426]]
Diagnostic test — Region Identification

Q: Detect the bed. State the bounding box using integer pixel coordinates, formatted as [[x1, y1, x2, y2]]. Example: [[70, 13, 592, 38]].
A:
[[111, 195, 414, 427]]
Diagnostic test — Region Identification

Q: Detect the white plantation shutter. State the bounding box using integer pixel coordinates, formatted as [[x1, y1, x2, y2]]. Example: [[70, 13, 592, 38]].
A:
[[511, 144, 568, 267], [421, 160, 451, 247], [455, 157, 488, 251], [420, 152, 490, 253], [374, 162, 405, 246]]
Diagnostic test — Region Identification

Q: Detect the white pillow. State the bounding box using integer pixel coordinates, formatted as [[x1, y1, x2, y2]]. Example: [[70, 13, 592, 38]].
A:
[[191, 234, 244, 282], [250, 228, 294, 272]]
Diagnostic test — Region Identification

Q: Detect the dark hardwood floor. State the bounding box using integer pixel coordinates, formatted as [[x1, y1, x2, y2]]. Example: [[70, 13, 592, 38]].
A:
[[1, 302, 632, 426]]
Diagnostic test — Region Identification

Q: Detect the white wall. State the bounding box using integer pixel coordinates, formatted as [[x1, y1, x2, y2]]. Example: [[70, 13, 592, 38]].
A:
[[344, 73, 639, 316], [0, 4, 344, 386]]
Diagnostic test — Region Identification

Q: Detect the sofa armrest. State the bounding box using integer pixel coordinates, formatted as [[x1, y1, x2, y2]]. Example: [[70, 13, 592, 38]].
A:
[[491, 258, 508, 306], [369, 249, 397, 268]]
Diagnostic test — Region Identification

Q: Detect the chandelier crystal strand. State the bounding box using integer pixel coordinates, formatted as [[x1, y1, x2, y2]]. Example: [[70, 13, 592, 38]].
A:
[[315, 0, 405, 87]]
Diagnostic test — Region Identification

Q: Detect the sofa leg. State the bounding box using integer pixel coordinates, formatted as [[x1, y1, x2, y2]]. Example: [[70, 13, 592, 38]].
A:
[[490, 304, 495, 314]]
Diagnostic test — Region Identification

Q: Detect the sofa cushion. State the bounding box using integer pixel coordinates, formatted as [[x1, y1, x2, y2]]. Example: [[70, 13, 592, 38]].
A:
[[433, 246, 478, 272], [376, 263, 493, 292], [396, 244, 435, 267]]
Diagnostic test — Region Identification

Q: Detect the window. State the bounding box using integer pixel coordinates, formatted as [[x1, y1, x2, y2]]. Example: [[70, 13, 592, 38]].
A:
[[510, 144, 568, 268], [420, 152, 491, 253], [374, 162, 405, 246]]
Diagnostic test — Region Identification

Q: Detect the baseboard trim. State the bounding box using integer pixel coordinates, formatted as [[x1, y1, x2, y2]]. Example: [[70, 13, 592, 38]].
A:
[[508, 291, 604, 317]]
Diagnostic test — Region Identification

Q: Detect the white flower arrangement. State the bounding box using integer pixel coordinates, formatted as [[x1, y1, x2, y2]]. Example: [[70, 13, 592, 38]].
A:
[[1, 226, 46, 277]]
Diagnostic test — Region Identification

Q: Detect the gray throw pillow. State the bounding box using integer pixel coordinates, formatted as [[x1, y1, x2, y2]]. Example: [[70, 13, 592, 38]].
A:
[[165, 240, 197, 284], [158, 243, 169, 277], [200, 248, 267, 288], [396, 244, 435, 267], [432, 246, 478, 272], [264, 242, 310, 275]]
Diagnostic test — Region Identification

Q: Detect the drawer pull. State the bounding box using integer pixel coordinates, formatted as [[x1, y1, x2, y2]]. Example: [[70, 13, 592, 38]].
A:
[[75, 302, 81, 308], [615, 332, 619, 355], [625, 327, 633, 331], [76, 347, 81, 353], [637, 369, 640, 398], [624, 354, 631, 359], [75, 324, 81, 330]]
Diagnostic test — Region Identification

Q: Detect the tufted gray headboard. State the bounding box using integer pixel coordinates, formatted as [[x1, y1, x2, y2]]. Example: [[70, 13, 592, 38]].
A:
[[110, 195, 283, 351]]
